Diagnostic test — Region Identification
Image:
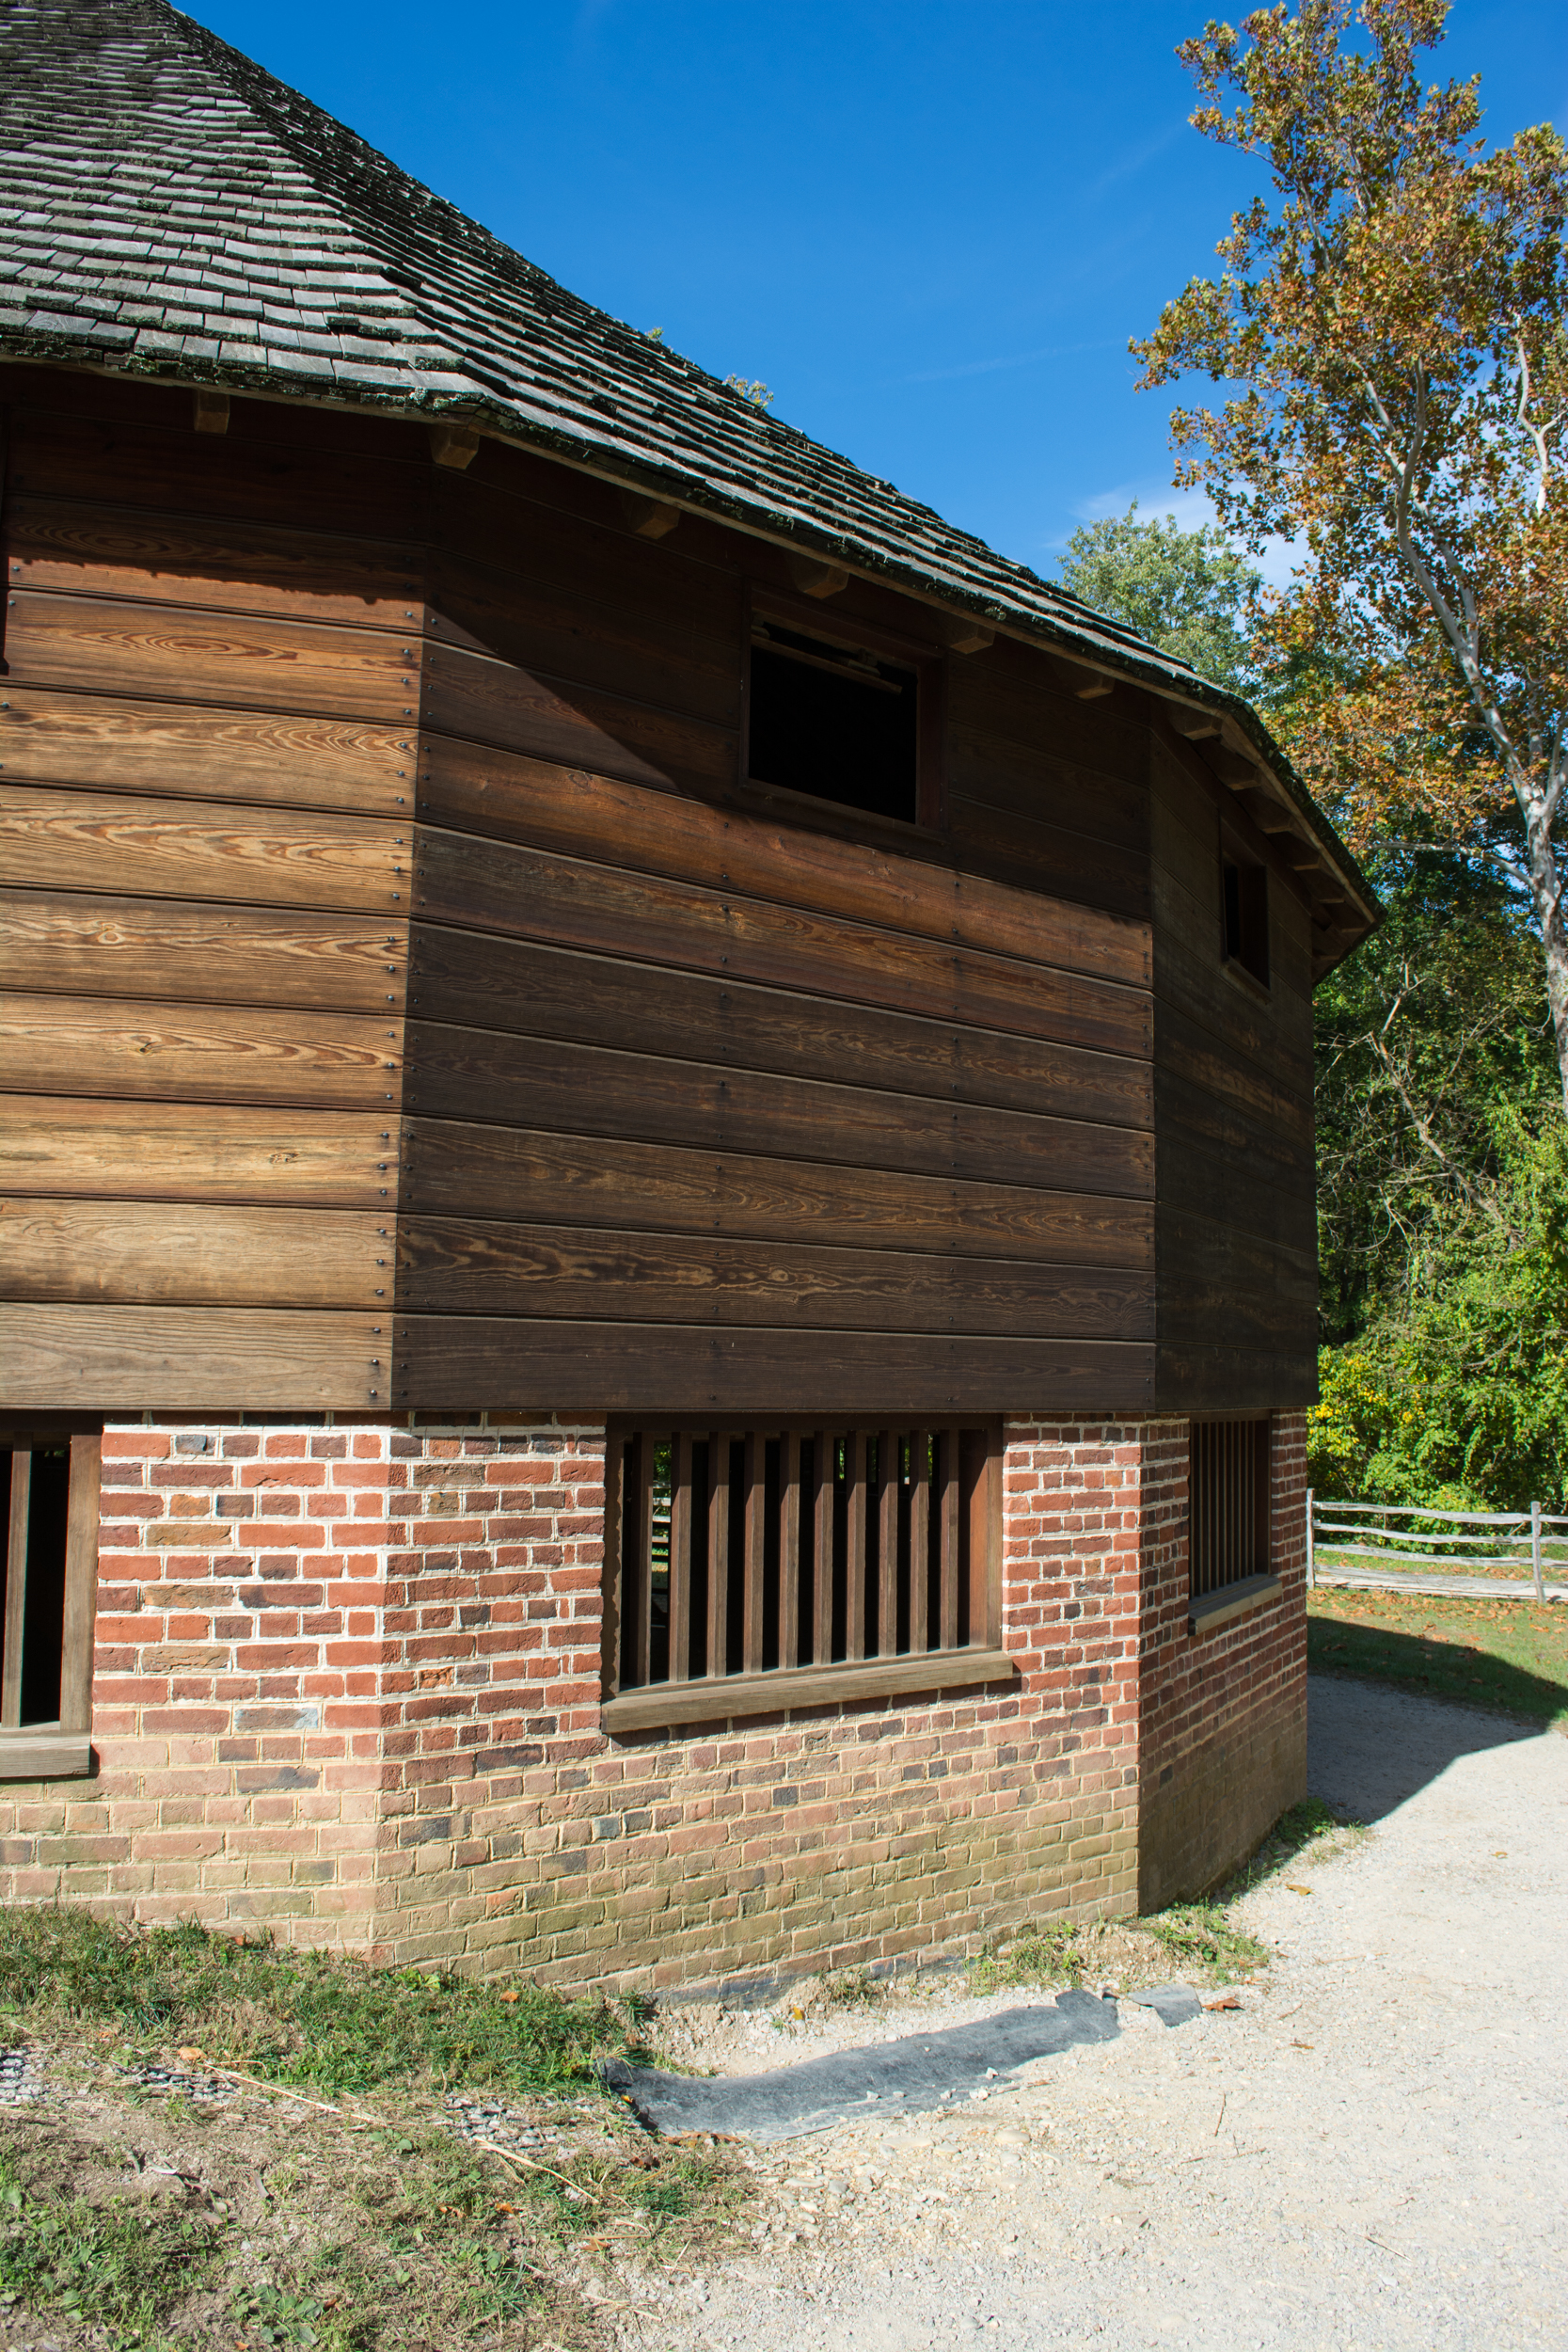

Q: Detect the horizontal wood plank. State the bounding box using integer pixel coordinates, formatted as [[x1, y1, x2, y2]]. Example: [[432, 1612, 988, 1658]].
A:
[[1154, 1343, 1318, 1415], [393, 1316, 1155, 1415], [947, 790, 1148, 923], [414, 831, 1151, 1057], [0, 1198, 389, 1309], [6, 591, 421, 722], [0, 688, 411, 816], [418, 734, 1151, 990], [404, 1119, 1153, 1266], [0, 892, 407, 1015], [945, 656, 1150, 788], [0, 994, 405, 1111], [1152, 1067, 1313, 1201], [404, 1023, 1152, 1198], [0, 1303, 392, 1409], [397, 1216, 1154, 1336], [421, 641, 736, 792], [1156, 1137, 1317, 1255], [0, 1099, 398, 1207], [410, 925, 1151, 1128], [601, 1646, 1018, 1733], [2, 788, 406, 913]]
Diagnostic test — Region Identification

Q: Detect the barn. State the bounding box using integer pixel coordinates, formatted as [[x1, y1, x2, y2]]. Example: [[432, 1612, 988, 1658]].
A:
[[0, 0, 1376, 1990]]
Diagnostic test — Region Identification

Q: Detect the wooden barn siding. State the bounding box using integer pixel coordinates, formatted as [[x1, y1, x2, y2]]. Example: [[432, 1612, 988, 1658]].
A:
[[0, 366, 1162, 1412], [1149, 729, 1319, 1410]]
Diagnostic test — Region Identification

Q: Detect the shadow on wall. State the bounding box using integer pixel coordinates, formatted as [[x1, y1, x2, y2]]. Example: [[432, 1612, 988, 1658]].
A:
[[1307, 1669, 1555, 1825]]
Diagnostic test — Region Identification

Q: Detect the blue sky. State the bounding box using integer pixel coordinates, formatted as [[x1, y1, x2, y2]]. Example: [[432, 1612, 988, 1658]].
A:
[[193, 0, 1561, 588]]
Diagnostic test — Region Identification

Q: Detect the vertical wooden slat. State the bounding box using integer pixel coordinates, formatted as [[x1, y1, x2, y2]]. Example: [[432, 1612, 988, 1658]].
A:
[[706, 1430, 730, 1678], [59, 1433, 102, 1737], [939, 1426, 960, 1652], [2, 1453, 31, 1729], [667, 1432, 692, 1683], [878, 1429, 899, 1657], [909, 1430, 929, 1654], [631, 1432, 655, 1690], [742, 1429, 767, 1674], [975, 1426, 1003, 1649], [781, 1431, 801, 1672], [812, 1431, 833, 1664], [846, 1429, 868, 1661]]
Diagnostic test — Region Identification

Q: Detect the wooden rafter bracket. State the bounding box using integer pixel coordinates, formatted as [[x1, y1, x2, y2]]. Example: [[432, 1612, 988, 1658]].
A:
[[1173, 707, 1222, 740], [430, 423, 482, 470], [787, 554, 849, 599], [942, 616, 995, 656], [622, 492, 681, 540], [192, 389, 229, 435]]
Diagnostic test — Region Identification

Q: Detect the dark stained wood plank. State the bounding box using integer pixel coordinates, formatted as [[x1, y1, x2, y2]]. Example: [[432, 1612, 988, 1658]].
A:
[[846, 1430, 867, 1661], [706, 1433, 730, 1678], [60, 1432, 102, 1736], [1, 995, 404, 1112], [1155, 996, 1312, 1148], [1153, 1068, 1313, 1201], [1156, 1139, 1318, 1256], [392, 1321, 1156, 1416], [0, 1099, 398, 1209], [395, 1216, 1154, 1337], [410, 924, 1151, 1129], [0, 1303, 393, 1409], [1154, 1343, 1318, 1415], [403, 1118, 1154, 1266], [6, 497, 423, 628], [946, 730, 1148, 853], [1, 892, 408, 1015], [1154, 916, 1314, 1101], [0, 1198, 388, 1309], [780, 1430, 801, 1674], [420, 642, 736, 793], [418, 735, 1151, 991], [2, 789, 406, 913], [414, 834, 1151, 1057], [743, 1429, 766, 1675], [6, 592, 420, 723], [945, 655, 1150, 785], [0, 688, 411, 817], [668, 1431, 693, 1684], [947, 791, 1148, 923], [404, 1024, 1152, 1199], [909, 1432, 929, 1652]]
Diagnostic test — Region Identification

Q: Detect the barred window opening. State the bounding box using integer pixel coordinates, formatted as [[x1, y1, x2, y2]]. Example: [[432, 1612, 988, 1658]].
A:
[[1189, 1417, 1272, 1599]]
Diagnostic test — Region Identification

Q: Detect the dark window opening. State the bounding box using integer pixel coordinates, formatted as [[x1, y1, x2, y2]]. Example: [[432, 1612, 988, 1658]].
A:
[[748, 623, 919, 823], [1189, 1418, 1272, 1599], [1222, 850, 1269, 987], [4, 1448, 71, 1725]]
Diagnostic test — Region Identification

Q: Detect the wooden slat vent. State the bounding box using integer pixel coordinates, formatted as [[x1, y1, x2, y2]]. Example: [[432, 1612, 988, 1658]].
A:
[[1189, 1417, 1271, 1599], [609, 1421, 1000, 1707]]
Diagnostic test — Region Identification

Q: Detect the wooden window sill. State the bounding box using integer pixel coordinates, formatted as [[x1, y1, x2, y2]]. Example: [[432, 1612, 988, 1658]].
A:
[[1189, 1573, 1281, 1636], [0, 1726, 93, 1781], [602, 1646, 1018, 1735]]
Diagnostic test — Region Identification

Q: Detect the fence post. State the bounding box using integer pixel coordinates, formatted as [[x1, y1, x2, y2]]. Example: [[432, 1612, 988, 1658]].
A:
[[1531, 1500, 1544, 1603], [1306, 1486, 1315, 1592]]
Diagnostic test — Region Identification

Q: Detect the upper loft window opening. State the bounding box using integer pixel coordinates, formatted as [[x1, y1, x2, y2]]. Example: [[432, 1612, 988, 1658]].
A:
[[1222, 842, 1270, 988], [748, 621, 919, 824]]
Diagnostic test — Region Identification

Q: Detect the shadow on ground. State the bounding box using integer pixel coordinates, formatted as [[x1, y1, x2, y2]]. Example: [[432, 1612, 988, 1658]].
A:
[[1307, 1667, 1554, 1821]]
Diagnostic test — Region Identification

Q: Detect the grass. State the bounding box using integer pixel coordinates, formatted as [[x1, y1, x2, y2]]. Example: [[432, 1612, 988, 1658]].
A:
[[0, 1909, 634, 2099], [0, 2148, 216, 2351], [1308, 1590, 1568, 1726]]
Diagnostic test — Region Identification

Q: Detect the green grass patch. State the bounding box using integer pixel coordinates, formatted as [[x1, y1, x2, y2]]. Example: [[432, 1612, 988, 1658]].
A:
[[1308, 1591, 1568, 1726], [0, 2149, 215, 2351], [970, 1924, 1084, 1994], [1140, 1902, 1270, 1979], [0, 1909, 631, 2100]]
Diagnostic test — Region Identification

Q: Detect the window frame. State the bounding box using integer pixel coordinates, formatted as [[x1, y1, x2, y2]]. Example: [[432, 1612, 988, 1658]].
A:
[[1, 1422, 101, 1780], [1219, 822, 1271, 991], [1186, 1412, 1280, 1635], [601, 1416, 1010, 1733]]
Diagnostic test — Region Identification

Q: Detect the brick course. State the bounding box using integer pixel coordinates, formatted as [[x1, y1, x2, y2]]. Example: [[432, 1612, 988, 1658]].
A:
[[0, 1411, 1307, 1989]]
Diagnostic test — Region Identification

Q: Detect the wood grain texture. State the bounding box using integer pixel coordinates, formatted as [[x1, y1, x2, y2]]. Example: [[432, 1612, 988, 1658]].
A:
[[6, 591, 421, 722], [395, 1215, 1154, 1336], [1, 893, 408, 1015], [945, 655, 1150, 788], [0, 1304, 394, 1409], [420, 642, 736, 792], [391, 1316, 1156, 1415], [0, 1100, 399, 1208], [418, 735, 1151, 989], [404, 1024, 1152, 1198], [409, 925, 1151, 1128], [1, 995, 404, 1111], [0, 1199, 389, 1309], [1152, 1067, 1313, 1201], [1153, 1343, 1318, 1414], [946, 790, 1148, 924], [413, 833, 1151, 1057], [6, 497, 422, 628], [402, 1118, 1153, 1265], [0, 688, 411, 816], [2, 788, 407, 913], [59, 1432, 102, 1736], [599, 1645, 1017, 1733]]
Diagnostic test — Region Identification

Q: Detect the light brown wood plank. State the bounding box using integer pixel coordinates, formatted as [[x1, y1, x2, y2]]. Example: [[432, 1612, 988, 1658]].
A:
[[743, 1428, 766, 1676], [668, 1432, 693, 1685], [0, 892, 408, 1014], [909, 1433, 929, 1652], [706, 1433, 730, 1678], [0, 1199, 389, 1309], [0, 688, 411, 816], [2, 788, 407, 913], [403, 1118, 1154, 1266], [780, 1430, 800, 1674], [846, 1430, 867, 1661], [60, 1433, 102, 1736], [0, 1099, 398, 1209], [0, 1304, 393, 1409], [1, 995, 404, 1111], [599, 1645, 1018, 1733], [6, 591, 420, 721], [2, 1453, 30, 1728]]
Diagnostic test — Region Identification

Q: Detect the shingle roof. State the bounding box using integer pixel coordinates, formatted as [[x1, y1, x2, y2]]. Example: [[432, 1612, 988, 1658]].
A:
[[0, 0, 1373, 934]]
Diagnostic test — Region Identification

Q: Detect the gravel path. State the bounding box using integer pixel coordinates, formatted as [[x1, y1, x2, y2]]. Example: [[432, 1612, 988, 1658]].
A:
[[614, 1676, 1568, 2351]]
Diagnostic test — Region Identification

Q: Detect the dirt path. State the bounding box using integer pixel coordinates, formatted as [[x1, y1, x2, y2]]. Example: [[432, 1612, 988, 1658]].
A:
[[611, 1677, 1568, 2351]]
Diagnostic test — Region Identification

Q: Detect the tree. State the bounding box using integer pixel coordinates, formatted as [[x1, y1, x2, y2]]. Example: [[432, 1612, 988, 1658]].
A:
[[1133, 0, 1568, 1111], [1056, 501, 1261, 693]]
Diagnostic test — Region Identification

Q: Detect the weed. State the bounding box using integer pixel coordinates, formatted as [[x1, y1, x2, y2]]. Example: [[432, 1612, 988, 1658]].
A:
[[971, 1924, 1085, 1992], [1142, 1902, 1270, 1979], [229, 2280, 327, 2346], [823, 1969, 883, 2008], [0, 2149, 215, 2350]]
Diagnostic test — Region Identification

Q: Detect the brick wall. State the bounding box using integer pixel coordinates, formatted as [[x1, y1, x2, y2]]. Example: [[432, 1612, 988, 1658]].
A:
[[0, 1410, 1307, 1988]]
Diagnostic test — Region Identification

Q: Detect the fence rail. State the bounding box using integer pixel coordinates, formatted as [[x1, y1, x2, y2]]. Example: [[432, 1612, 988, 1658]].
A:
[[1307, 1491, 1568, 1605]]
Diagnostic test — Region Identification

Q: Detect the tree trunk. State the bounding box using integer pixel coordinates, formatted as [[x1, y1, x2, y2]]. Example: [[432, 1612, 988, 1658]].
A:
[[1520, 787, 1568, 1121]]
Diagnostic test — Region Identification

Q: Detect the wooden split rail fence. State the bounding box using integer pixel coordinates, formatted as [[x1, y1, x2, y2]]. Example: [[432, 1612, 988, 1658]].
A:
[[1307, 1493, 1568, 1605]]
